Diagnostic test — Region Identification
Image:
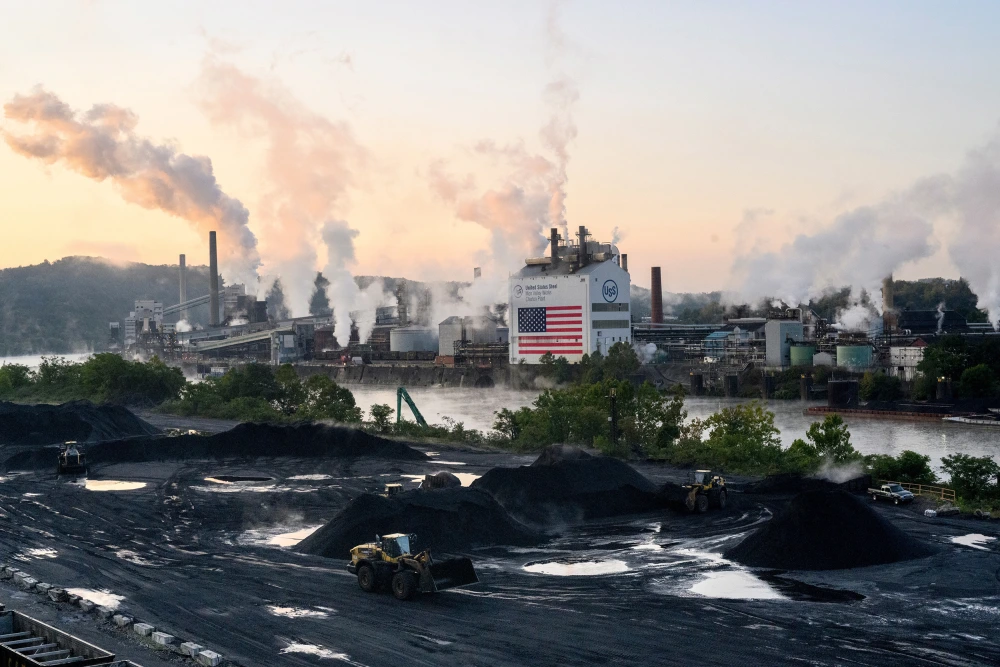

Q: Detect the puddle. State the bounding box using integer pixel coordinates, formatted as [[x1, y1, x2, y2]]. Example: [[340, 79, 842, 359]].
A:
[[13, 548, 57, 562], [83, 480, 146, 492], [66, 588, 124, 609], [205, 475, 273, 484], [268, 605, 329, 618], [193, 484, 315, 494], [115, 549, 163, 567], [401, 473, 481, 487], [279, 643, 355, 661], [270, 526, 323, 547], [523, 559, 629, 576], [22, 493, 42, 498], [951, 534, 997, 550], [433, 461, 467, 466], [631, 543, 664, 551], [288, 474, 333, 481], [690, 570, 786, 600]]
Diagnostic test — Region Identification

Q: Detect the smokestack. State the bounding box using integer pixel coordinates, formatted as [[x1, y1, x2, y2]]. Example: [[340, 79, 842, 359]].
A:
[[651, 267, 663, 324], [621, 254, 628, 273], [209, 231, 220, 327], [179, 254, 188, 321], [550, 227, 560, 266], [577, 225, 588, 267], [882, 274, 896, 333]]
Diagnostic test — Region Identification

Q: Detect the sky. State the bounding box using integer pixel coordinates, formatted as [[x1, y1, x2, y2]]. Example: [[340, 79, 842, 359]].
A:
[[3, 1, 1000, 307]]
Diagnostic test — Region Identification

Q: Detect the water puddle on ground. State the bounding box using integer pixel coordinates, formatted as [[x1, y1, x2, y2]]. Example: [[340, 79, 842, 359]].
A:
[[401, 473, 481, 487], [83, 480, 146, 492], [288, 474, 333, 481], [13, 547, 57, 562], [268, 605, 329, 618], [951, 534, 997, 550], [205, 475, 273, 484], [690, 571, 786, 600], [270, 526, 323, 547], [195, 481, 314, 494], [279, 643, 357, 662], [523, 559, 629, 576], [66, 588, 124, 609], [433, 461, 467, 466]]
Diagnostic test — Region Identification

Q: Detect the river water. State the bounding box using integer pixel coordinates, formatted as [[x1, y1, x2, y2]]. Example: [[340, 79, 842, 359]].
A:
[[349, 387, 1000, 472]]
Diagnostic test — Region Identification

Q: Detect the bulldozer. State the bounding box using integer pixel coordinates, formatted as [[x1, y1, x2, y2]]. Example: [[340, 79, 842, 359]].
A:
[[348, 533, 478, 601], [56, 442, 87, 476], [682, 470, 727, 512]]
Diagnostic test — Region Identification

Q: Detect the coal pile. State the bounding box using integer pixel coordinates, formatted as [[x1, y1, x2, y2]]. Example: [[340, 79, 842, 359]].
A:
[[0, 400, 159, 446], [2, 422, 426, 469], [470, 445, 663, 525], [743, 473, 872, 495], [295, 487, 541, 557], [725, 490, 937, 570]]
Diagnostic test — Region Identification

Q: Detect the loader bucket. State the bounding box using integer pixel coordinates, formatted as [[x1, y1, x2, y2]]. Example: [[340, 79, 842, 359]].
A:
[[428, 557, 479, 591]]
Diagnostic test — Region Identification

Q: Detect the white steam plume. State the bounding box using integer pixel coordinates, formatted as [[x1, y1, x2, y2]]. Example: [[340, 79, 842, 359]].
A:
[[321, 221, 390, 344], [3, 88, 260, 286], [195, 59, 366, 315]]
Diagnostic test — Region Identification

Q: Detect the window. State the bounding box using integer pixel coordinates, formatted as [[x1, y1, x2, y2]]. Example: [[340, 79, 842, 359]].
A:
[[592, 303, 629, 312], [592, 319, 629, 329]]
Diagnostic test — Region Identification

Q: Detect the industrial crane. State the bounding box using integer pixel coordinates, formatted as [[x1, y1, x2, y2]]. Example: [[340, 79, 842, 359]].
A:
[[396, 387, 428, 427]]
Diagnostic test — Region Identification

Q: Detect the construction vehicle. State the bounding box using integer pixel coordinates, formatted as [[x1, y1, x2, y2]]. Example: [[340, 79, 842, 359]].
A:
[[682, 470, 727, 512], [348, 533, 479, 601], [381, 483, 404, 497], [396, 387, 428, 427], [56, 442, 86, 476]]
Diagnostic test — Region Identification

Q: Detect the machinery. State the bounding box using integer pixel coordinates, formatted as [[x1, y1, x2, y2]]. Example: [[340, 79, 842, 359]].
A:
[[683, 470, 727, 512], [348, 533, 478, 601], [56, 442, 86, 476], [396, 387, 428, 427], [381, 483, 404, 497]]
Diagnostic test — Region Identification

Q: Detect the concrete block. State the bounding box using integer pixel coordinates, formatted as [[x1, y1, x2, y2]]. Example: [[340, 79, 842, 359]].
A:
[[113, 614, 133, 628], [0, 567, 12, 579], [78, 599, 95, 613], [66, 594, 80, 605], [133, 622, 154, 637], [151, 631, 176, 647], [15, 576, 38, 590], [924, 509, 937, 517], [95, 606, 114, 619], [180, 642, 204, 657], [196, 650, 222, 667], [34, 582, 53, 594], [47, 588, 67, 602]]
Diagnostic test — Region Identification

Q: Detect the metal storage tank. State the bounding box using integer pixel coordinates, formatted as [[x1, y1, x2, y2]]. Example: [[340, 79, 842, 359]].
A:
[[390, 326, 438, 353], [836, 345, 872, 368], [789, 344, 816, 366]]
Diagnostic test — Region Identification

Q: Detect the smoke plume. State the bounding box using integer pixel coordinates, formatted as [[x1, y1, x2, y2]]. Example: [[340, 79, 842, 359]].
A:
[[3, 88, 260, 285], [195, 59, 368, 316], [321, 220, 390, 344], [265, 278, 291, 321]]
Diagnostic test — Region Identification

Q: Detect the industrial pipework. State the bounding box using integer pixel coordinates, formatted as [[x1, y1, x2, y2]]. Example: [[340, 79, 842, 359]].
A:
[[651, 266, 663, 324]]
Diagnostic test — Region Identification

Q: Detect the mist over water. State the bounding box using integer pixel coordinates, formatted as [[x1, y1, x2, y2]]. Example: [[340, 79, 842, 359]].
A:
[[0, 353, 92, 370], [351, 387, 1000, 473]]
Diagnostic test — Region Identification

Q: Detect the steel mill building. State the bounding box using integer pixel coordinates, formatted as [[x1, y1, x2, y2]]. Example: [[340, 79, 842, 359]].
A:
[[509, 226, 631, 364]]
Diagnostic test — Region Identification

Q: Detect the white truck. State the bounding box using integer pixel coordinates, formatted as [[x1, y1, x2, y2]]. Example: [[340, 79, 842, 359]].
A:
[[868, 483, 915, 505]]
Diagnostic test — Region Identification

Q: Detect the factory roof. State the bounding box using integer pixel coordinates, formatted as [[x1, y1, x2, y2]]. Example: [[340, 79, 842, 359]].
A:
[[514, 257, 622, 279], [897, 310, 967, 333]]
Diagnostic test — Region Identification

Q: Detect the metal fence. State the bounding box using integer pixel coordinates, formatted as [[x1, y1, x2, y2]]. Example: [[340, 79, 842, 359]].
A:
[[880, 480, 956, 503]]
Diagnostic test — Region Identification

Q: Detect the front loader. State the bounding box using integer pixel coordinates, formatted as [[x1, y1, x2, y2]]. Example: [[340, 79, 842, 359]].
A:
[[348, 533, 478, 600], [682, 470, 727, 512]]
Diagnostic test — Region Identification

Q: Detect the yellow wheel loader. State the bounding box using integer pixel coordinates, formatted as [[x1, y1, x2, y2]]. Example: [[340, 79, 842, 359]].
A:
[[683, 470, 727, 513], [57, 442, 87, 476], [348, 533, 479, 601]]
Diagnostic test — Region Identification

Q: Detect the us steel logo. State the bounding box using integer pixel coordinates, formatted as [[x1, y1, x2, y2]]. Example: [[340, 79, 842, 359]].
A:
[[602, 280, 618, 302], [513, 285, 523, 297]]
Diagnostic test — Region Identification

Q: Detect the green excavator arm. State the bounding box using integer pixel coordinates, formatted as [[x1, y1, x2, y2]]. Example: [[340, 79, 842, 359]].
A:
[[397, 386, 428, 427]]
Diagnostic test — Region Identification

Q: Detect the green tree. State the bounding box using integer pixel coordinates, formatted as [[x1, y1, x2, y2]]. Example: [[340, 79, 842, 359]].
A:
[[784, 438, 820, 474], [301, 374, 362, 422], [918, 335, 969, 382], [274, 364, 306, 413], [865, 450, 937, 485], [369, 403, 394, 432], [701, 402, 784, 473], [805, 414, 859, 464], [940, 453, 999, 500], [215, 363, 282, 403], [959, 364, 997, 398], [0, 364, 33, 395], [859, 372, 902, 401], [603, 342, 640, 381]]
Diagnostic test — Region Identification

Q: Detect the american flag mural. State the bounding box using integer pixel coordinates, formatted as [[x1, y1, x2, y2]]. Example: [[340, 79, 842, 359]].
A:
[[516, 305, 584, 355]]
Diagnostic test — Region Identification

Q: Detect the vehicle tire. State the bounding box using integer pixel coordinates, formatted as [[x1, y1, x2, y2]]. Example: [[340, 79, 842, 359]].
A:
[[357, 565, 377, 593], [893, 497, 900, 506], [718, 490, 728, 510], [392, 571, 417, 601], [872, 494, 878, 502], [696, 494, 709, 513]]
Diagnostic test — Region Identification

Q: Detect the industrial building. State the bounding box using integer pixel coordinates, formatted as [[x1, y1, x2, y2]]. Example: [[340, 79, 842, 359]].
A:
[[509, 226, 630, 364]]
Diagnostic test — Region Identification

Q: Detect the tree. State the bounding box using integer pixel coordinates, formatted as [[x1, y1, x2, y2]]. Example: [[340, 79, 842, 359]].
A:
[[859, 372, 902, 401], [370, 404, 394, 432], [805, 414, 859, 464], [308, 272, 332, 317], [603, 342, 640, 381], [702, 402, 784, 473], [940, 453, 999, 500], [274, 364, 306, 414], [917, 335, 969, 382], [0, 364, 33, 395], [301, 374, 362, 422], [959, 364, 997, 398], [215, 363, 282, 403], [865, 451, 937, 485]]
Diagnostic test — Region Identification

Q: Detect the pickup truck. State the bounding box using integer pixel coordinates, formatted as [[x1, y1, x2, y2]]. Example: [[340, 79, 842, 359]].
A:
[[869, 483, 915, 505]]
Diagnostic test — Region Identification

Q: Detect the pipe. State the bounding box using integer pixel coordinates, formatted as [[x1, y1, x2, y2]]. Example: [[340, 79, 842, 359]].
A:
[[550, 227, 560, 265], [209, 231, 220, 327], [179, 254, 188, 322], [621, 254, 628, 272], [651, 267, 663, 324]]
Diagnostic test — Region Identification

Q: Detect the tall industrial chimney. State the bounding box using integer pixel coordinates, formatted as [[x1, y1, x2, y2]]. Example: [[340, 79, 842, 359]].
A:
[[621, 254, 628, 273], [651, 267, 663, 324], [550, 227, 560, 266], [882, 274, 896, 333], [179, 254, 188, 321], [577, 225, 588, 267], [209, 231, 220, 327]]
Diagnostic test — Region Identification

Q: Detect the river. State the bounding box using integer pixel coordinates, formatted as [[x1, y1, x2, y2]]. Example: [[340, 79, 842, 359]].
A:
[[349, 386, 1000, 472]]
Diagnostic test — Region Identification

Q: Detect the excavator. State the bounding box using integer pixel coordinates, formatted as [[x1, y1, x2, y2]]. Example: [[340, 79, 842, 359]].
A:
[[56, 442, 87, 476], [348, 533, 478, 600], [682, 470, 727, 512], [396, 386, 427, 427]]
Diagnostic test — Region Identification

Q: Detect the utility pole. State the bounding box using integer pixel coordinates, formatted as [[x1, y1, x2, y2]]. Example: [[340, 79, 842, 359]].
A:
[[608, 388, 618, 445]]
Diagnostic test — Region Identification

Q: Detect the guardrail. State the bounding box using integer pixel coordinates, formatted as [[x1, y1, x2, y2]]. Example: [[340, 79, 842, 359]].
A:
[[880, 480, 956, 503]]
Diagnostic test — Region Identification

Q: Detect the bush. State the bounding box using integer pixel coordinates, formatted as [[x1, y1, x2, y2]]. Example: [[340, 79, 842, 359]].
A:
[[859, 371, 902, 401], [959, 364, 997, 398], [700, 402, 784, 474], [370, 404, 394, 433], [805, 414, 859, 464], [865, 450, 937, 485], [0, 364, 33, 395], [940, 453, 999, 501]]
